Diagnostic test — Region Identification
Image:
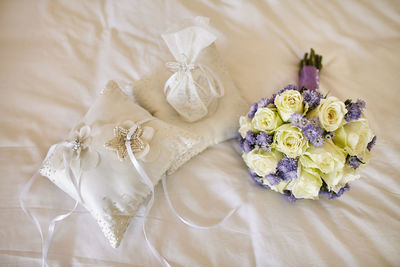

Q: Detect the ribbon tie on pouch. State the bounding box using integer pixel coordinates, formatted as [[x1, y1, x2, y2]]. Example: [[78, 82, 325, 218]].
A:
[[164, 56, 224, 122]]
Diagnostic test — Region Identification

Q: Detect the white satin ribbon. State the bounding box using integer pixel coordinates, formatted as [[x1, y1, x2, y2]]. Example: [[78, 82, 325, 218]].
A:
[[19, 142, 82, 267], [125, 119, 238, 266], [125, 119, 171, 267], [161, 175, 238, 230]]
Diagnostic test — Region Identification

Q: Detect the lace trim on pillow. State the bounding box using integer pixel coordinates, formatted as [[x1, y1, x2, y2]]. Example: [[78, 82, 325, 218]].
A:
[[92, 191, 148, 248], [39, 151, 57, 182], [168, 141, 207, 175]]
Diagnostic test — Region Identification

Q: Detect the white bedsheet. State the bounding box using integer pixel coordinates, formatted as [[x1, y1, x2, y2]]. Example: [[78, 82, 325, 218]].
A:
[[1, 0, 399, 266]]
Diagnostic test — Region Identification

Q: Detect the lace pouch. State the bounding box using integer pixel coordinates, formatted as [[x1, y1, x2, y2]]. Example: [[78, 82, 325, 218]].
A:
[[130, 17, 249, 163], [163, 16, 226, 122], [39, 80, 200, 248]]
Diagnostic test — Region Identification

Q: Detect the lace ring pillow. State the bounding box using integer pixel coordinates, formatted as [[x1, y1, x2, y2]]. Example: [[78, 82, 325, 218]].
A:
[[40, 81, 200, 247]]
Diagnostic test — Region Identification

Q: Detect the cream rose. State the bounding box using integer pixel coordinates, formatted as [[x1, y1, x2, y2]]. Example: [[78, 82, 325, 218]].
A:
[[300, 141, 346, 174], [274, 90, 304, 122], [299, 141, 357, 193], [333, 118, 374, 157], [239, 116, 255, 138], [242, 150, 283, 177], [310, 96, 346, 132], [287, 167, 322, 200], [321, 166, 360, 193], [252, 107, 283, 134], [273, 124, 309, 158], [269, 180, 291, 194]]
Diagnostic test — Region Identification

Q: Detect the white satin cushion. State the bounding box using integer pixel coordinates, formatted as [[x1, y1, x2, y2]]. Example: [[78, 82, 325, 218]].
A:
[[39, 80, 200, 248]]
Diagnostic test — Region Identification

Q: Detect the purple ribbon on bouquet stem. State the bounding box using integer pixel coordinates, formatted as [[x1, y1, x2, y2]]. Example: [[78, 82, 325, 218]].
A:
[[299, 65, 320, 91], [298, 48, 323, 91]]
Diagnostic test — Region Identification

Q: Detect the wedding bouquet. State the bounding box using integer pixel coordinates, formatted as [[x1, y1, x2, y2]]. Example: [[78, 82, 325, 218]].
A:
[[238, 49, 376, 201]]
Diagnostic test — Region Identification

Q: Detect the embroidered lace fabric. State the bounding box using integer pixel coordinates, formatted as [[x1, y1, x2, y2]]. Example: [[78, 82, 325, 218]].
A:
[[39, 81, 201, 248]]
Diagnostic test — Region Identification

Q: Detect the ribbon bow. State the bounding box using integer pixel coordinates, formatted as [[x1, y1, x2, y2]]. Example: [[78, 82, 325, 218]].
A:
[[165, 60, 196, 73], [52, 125, 99, 172]]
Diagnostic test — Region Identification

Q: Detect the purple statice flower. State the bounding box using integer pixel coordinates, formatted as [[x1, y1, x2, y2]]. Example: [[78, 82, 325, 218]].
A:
[[265, 173, 281, 185], [347, 156, 363, 169], [249, 94, 280, 119], [268, 94, 277, 106], [256, 132, 273, 152], [248, 102, 258, 119], [302, 89, 323, 110], [367, 136, 377, 151], [284, 191, 303, 202], [290, 114, 309, 129], [238, 135, 245, 150], [312, 136, 325, 147], [345, 99, 366, 122], [249, 168, 270, 189], [303, 124, 321, 143], [345, 103, 362, 122], [356, 99, 366, 109], [258, 94, 277, 108], [259, 144, 271, 152], [276, 157, 297, 173], [278, 84, 298, 95], [256, 132, 273, 145], [245, 131, 257, 144], [289, 113, 304, 129], [326, 184, 351, 200], [308, 116, 321, 128], [242, 140, 253, 153], [276, 157, 298, 181], [281, 170, 298, 181], [300, 117, 309, 129], [257, 97, 269, 109]]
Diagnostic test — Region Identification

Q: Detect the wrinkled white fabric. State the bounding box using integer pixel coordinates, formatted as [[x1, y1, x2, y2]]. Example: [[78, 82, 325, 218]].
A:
[[1, 1, 400, 266]]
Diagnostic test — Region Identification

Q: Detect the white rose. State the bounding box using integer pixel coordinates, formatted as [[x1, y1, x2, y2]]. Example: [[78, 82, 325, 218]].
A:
[[309, 96, 346, 132], [333, 118, 374, 157], [273, 124, 309, 158], [321, 166, 360, 193], [252, 107, 283, 134], [299, 141, 357, 193], [300, 141, 346, 174], [288, 167, 322, 200], [243, 149, 283, 177], [239, 116, 255, 138], [274, 90, 304, 122]]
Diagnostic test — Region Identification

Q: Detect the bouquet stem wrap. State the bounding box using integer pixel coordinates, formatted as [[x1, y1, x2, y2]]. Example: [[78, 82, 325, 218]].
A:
[[298, 48, 323, 91], [299, 65, 320, 91]]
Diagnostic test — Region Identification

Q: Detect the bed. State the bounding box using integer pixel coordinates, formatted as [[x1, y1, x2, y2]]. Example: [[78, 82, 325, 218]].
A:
[[1, 0, 399, 266]]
